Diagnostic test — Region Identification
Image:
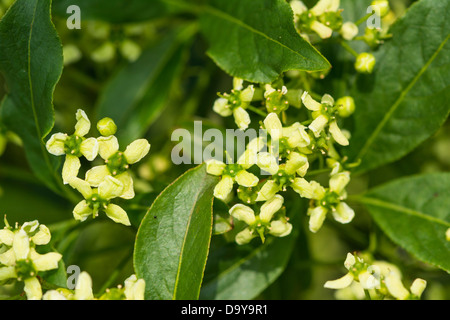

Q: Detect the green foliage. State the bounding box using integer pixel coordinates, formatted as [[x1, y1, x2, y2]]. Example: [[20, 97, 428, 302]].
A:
[[0, 0, 449, 301], [200, 0, 330, 83], [0, 0, 63, 193], [358, 173, 450, 272], [347, 0, 450, 173], [134, 164, 218, 299]]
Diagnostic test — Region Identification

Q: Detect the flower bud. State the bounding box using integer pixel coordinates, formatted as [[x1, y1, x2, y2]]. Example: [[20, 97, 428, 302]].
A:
[[371, 0, 390, 17], [355, 52, 376, 74], [97, 117, 117, 136], [336, 96, 356, 117]]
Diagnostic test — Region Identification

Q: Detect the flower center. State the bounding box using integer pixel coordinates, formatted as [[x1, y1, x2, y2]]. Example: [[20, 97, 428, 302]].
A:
[[15, 259, 37, 281], [265, 90, 289, 113], [64, 135, 83, 157], [223, 164, 243, 178], [106, 152, 129, 176]]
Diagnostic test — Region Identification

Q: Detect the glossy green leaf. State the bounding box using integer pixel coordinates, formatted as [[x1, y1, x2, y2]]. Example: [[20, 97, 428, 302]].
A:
[[200, 198, 303, 300], [199, 0, 330, 83], [52, 0, 178, 24], [134, 164, 219, 300], [96, 27, 193, 145], [358, 173, 450, 272], [0, 0, 63, 194], [347, 0, 450, 173]]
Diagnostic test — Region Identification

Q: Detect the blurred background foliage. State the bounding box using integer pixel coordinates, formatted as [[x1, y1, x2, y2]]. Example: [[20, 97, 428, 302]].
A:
[[0, 0, 448, 299]]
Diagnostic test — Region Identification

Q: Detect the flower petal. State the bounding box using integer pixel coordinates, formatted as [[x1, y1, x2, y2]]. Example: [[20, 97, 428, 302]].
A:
[[229, 203, 256, 225], [235, 227, 256, 245], [324, 273, 354, 289], [75, 271, 94, 300], [256, 180, 280, 202], [31, 225, 51, 245], [46, 133, 67, 156], [206, 159, 226, 176], [213, 175, 234, 201], [213, 98, 232, 117], [235, 170, 259, 187], [13, 229, 30, 260], [31, 250, 62, 272], [69, 177, 93, 199], [116, 171, 135, 199], [329, 121, 349, 146], [80, 137, 99, 161], [308, 206, 328, 233], [73, 200, 93, 222], [74, 109, 91, 137], [309, 114, 329, 137], [329, 171, 350, 194], [98, 175, 124, 200], [332, 202, 355, 224], [124, 139, 151, 164], [301, 92, 322, 111], [233, 107, 250, 130], [256, 152, 279, 175], [85, 165, 110, 187], [24, 277, 42, 300], [385, 272, 410, 300], [62, 155, 81, 185], [269, 220, 292, 237], [97, 135, 120, 160], [259, 194, 284, 223], [105, 204, 131, 226], [291, 178, 314, 199], [0, 229, 14, 246], [263, 113, 283, 141], [0, 266, 16, 281]]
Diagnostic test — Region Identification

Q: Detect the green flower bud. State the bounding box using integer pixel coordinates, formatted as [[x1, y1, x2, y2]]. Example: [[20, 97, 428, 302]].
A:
[[371, 0, 390, 18], [355, 52, 376, 74], [97, 117, 117, 136], [336, 96, 356, 117]]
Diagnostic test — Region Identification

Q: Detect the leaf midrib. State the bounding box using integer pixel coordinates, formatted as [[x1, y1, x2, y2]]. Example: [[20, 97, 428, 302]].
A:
[[357, 32, 450, 161], [172, 173, 210, 300], [25, 0, 62, 190], [358, 196, 450, 228]]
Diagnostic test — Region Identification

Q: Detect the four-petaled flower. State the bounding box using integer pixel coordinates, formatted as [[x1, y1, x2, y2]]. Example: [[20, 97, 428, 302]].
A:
[[301, 92, 349, 146], [206, 137, 264, 202], [213, 78, 255, 130], [68, 176, 131, 226], [229, 195, 292, 245], [0, 220, 62, 300], [46, 109, 99, 184], [85, 135, 150, 200]]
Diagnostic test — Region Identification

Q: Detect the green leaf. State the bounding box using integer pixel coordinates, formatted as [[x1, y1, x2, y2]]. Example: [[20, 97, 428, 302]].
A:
[[200, 198, 303, 300], [96, 27, 193, 145], [0, 0, 63, 193], [199, 0, 330, 83], [357, 173, 450, 272], [52, 0, 178, 24], [347, 0, 450, 173], [134, 164, 219, 300]]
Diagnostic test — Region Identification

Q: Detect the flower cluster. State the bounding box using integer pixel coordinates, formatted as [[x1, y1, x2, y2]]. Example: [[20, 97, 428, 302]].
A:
[[325, 252, 427, 300], [290, 0, 394, 74], [208, 77, 357, 244], [0, 218, 62, 300], [43, 271, 145, 300], [46, 109, 150, 226]]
